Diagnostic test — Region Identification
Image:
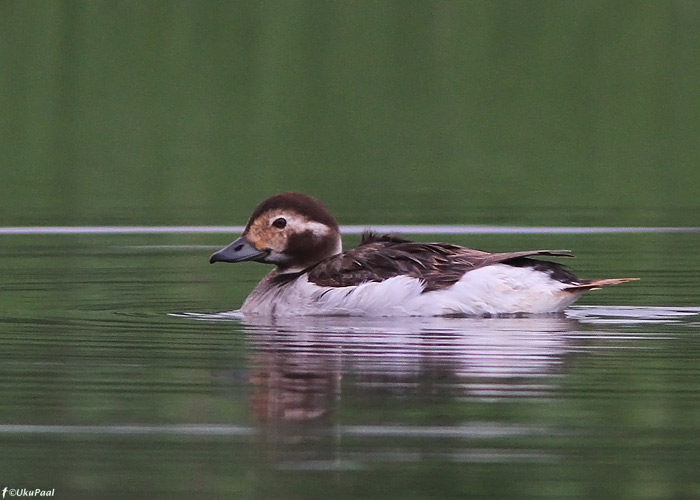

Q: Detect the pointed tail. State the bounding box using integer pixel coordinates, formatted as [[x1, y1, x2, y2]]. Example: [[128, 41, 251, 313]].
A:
[[564, 277, 639, 292]]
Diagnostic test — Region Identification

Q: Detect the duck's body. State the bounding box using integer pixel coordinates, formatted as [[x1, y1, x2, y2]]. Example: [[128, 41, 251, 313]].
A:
[[210, 193, 636, 317]]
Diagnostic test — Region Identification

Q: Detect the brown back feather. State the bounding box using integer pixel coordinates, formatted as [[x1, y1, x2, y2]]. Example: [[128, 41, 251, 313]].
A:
[[306, 231, 576, 292]]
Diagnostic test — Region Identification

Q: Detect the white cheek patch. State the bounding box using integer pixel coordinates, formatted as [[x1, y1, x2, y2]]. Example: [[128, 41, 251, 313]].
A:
[[305, 220, 332, 236], [277, 214, 330, 236]]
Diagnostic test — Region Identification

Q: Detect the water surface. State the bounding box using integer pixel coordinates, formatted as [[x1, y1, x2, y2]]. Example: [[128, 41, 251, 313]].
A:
[[1, 229, 699, 499]]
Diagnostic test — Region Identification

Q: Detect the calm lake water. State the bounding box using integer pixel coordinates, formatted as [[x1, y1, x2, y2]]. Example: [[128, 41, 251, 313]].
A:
[[3, 2, 700, 498], [1, 228, 699, 499]]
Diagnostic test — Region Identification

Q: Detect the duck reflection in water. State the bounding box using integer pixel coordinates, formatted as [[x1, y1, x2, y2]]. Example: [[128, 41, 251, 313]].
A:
[[248, 341, 341, 423], [242, 315, 581, 424]]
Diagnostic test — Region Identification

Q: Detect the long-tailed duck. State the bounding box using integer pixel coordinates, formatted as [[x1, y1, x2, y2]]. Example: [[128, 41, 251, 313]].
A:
[[210, 192, 637, 317]]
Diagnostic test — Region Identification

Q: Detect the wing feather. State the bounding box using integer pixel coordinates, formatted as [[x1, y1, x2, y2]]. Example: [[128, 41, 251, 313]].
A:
[[306, 232, 576, 292]]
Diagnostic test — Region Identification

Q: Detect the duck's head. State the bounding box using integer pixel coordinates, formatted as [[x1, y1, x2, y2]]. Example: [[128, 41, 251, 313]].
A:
[[209, 192, 342, 273]]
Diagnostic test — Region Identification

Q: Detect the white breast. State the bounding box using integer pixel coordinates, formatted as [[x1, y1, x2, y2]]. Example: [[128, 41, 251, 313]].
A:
[[241, 264, 584, 317]]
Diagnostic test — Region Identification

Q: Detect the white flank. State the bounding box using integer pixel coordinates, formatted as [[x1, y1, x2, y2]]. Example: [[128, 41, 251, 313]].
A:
[[241, 264, 583, 317]]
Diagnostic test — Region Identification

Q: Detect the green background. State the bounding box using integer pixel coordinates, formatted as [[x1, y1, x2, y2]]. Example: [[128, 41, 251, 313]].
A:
[[2, 1, 699, 227]]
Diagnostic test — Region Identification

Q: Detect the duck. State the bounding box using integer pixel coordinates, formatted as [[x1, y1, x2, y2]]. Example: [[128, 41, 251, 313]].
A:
[[209, 192, 637, 317]]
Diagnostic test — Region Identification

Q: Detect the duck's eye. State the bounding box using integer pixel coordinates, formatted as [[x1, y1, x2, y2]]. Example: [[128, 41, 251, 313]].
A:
[[272, 217, 287, 229]]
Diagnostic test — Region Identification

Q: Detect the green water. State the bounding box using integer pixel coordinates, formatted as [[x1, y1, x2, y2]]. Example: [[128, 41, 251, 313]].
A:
[[2, 2, 700, 499], [1, 231, 699, 499]]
